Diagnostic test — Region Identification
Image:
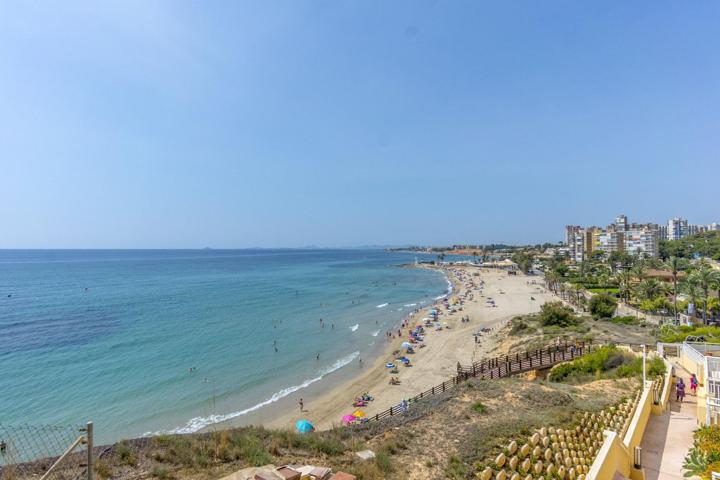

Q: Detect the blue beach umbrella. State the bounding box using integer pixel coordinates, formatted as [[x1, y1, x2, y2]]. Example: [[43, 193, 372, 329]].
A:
[[295, 419, 314, 433]]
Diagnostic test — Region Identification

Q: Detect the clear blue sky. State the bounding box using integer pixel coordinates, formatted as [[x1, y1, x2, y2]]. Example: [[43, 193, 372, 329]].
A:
[[1, 1, 718, 248]]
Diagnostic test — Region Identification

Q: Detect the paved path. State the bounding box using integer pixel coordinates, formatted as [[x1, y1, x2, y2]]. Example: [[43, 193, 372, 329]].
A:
[[641, 364, 699, 480]]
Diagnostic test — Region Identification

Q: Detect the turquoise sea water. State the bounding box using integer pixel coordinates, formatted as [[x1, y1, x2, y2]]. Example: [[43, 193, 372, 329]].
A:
[[0, 249, 452, 444]]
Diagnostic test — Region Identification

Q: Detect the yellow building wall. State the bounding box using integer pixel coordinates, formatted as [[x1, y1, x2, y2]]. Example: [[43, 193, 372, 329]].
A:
[[588, 358, 674, 480]]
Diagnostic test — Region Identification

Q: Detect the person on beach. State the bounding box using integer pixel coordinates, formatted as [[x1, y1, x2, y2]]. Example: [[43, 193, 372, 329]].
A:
[[691, 374, 698, 395], [676, 378, 686, 402], [299, 398, 304, 412]]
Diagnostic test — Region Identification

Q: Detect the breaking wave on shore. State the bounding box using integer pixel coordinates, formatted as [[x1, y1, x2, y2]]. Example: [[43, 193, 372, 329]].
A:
[[156, 351, 361, 435], [350, 323, 359, 332], [433, 272, 455, 300], [376, 303, 389, 308]]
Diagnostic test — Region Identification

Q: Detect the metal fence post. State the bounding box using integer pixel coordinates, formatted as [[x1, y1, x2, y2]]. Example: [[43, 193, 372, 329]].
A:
[[86, 422, 93, 480]]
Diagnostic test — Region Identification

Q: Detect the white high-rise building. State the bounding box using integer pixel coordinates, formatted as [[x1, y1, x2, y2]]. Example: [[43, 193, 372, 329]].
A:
[[615, 215, 628, 231], [667, 218, 688, 240], [565, 215, 660, 261]]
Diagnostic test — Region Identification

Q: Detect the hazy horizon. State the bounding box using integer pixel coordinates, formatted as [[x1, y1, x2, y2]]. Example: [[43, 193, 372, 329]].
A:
[[2, 1, 719, 249]]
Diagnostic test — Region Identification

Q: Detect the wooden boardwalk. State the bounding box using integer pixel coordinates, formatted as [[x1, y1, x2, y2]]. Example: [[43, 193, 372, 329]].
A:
[[367, 341, 590, 422]]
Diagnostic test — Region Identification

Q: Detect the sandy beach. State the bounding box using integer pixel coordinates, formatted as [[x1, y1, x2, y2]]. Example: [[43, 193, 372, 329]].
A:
[[265, 265, 555, 431]]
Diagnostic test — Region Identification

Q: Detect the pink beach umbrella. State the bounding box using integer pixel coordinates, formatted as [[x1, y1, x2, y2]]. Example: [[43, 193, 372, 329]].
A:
[[342, 414, 356, 425]]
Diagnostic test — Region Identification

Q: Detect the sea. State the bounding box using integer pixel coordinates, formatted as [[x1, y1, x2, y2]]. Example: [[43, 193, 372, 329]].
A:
[[0, 249, 459, 445]]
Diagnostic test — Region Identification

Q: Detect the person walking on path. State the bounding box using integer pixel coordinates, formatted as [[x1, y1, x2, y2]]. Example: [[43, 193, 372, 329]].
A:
[[690, 374, 698, 395], [676, 378, 686, 402]]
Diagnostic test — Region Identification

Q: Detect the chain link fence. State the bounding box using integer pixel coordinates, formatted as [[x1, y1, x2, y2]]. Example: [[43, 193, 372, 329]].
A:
[[0, 423, 92, 480]]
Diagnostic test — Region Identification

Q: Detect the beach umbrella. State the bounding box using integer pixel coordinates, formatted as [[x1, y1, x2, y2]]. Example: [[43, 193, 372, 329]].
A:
[[353, 410, 366, 418], [295, 419, 314, 433], [401, 341, 412, 349], [342, 414, 356, 425]]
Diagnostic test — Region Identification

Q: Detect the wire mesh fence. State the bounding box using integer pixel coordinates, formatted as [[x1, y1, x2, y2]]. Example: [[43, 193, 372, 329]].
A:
[[0, 423, 90, 480]]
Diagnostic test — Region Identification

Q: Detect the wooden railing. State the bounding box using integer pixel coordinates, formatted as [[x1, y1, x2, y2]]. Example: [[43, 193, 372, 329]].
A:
[[366, 341, 590, 423]]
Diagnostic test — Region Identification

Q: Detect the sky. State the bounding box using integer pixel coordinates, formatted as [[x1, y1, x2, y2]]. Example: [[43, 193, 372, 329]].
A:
[[1, 1, 719, 248]]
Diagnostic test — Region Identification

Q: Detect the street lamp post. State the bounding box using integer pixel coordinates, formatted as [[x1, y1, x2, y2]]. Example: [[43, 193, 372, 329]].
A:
[[641, 345, 647, 386]]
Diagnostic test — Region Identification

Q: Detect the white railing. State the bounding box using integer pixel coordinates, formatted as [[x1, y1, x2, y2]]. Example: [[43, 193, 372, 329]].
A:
[[708, 357, 720, 379], [682, 342, 707, 366]]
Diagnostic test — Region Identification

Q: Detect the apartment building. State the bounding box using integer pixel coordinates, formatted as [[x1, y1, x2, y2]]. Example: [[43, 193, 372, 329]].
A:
[[667, 217, 689, 240], [565, 215, 660, 261]]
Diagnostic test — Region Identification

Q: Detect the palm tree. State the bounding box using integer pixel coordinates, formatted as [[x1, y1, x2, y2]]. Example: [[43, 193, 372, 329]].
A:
[[638, 278, 663, 302], [665, 256, 686, 320], [572, 284, 585, 307], [544, 270, 559, 293], [617, 270, 633, 304], [631, 262, 647, 283], [683, 280, 703, 318], [688, 261, 720, 324]]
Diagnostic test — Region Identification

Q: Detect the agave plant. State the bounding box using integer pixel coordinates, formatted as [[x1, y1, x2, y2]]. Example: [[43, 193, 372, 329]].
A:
[[683, 447, 708, 478]]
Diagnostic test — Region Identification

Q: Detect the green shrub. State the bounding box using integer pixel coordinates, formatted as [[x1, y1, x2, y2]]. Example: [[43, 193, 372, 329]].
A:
[[586, 288, 620, 294], [375, 451, 393, 473], [151, 466, 173, 479], [639, 296, 671, 313], [659, 325, 720, 343], [615, 356, 666, 378], [94, 460, 112, 480], [444, 455, 470, 479], [589, 293, 617, 320], [548, 346, 665, 382], [509, 319, 529, 335], [539, 302, 579, 327], [609, 315, 639, 325], [115, 440, 137, 466], [471, 402, 487, 413], [684, 425, 720, 479]]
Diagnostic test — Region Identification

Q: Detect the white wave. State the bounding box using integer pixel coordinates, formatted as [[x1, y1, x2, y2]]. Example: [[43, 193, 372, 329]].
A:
[[376, 303, 389, 308], [350, 323, 359, 332], [318, 351, 361, 375], [427, 272, 454, 303], [156, 352, 360, 435], [404, 303, 417, 307], [371, 330, 380, 337]]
